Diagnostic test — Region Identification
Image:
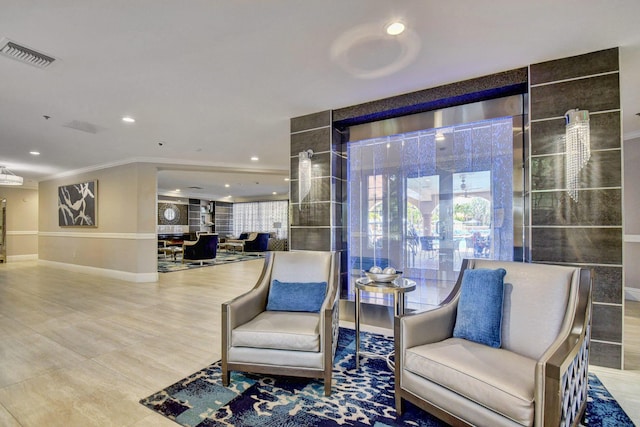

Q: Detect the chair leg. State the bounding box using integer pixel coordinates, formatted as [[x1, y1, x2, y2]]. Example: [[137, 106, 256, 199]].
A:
[[222, 367, 230, 387], [395, 395, 405, 416], [324, 371, 332, 396]]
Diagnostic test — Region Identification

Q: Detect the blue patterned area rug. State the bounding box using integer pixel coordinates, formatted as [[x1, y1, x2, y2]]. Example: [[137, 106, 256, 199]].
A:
[[140, 328, 634, 426], [158, 252, 265, 273]]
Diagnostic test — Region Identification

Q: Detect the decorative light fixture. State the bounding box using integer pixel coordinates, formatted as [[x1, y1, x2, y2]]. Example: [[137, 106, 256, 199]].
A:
[[0, 166, 24, 186], [298, 149, 313, 209], [565, 109, 591, 202]]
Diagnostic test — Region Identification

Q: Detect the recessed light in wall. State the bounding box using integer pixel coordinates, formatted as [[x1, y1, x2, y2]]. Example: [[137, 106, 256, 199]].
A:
[[122, 116, 135, 123], [250, 156, 259, 161], [29, 151, 40, 155], [386, 21, 406, 36]]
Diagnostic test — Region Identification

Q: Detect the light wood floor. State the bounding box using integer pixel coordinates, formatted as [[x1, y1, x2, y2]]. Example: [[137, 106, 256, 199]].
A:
[[0, 261, 638, 426]]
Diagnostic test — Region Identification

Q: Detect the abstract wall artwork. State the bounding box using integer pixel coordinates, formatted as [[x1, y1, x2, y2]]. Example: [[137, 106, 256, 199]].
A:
[[58, 180, 97, 227]]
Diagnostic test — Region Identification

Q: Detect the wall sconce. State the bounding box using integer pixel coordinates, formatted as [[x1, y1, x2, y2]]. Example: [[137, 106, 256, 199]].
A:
[[298, 149, 313, 209], [565, 109, 590, 202], [0, 166, 24, 186]]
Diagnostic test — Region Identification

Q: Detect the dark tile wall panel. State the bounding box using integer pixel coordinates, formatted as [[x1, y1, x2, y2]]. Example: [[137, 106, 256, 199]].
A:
[[591, 304, 623, 342], [291, 111, 331, 133], [530, 47, 622, 369], [589, 341, 622, 369], [289, 227, 332, 251], [290, 202, 331, 227], [529, 48, 619, 86], [531, 150, 621, 191], [591, 266, 623, 305], [289, 152, 331, 181], [531, 228, 622, 264], [530, 73, 620, 120], [291, 127, 331, 155], [531, 189, 622, 226], [530, 111, 621, 155]]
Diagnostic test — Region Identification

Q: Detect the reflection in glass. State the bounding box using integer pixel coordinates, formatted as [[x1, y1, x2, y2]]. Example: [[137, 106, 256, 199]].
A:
[[347, 117, 515, 311]]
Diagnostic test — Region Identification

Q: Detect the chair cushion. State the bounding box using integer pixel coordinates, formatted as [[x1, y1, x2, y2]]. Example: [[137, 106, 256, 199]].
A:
[[453, 268, 506, 348], [404, 338, 536, 426], [266, 280, 327, 312], [232, 311, 321, 352]]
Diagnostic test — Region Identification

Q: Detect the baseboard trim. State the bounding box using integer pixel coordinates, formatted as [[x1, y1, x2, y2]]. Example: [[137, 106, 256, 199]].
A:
[[38, 259, 158, 283], [625, 288, 640, 302], [6, 254, 38, 262]]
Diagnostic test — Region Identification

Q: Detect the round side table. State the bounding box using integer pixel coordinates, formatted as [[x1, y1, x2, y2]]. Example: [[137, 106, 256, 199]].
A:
[[354, 277, 416, 369]]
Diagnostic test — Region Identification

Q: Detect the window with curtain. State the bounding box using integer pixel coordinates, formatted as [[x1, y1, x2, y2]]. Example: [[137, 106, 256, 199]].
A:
[[232, 200, 288, 238]]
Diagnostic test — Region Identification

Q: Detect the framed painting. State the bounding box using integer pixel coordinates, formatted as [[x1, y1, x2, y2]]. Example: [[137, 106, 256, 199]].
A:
[[58, 180, 97, 227]]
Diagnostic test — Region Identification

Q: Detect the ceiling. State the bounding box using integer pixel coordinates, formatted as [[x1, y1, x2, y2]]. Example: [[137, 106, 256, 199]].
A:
[[1, 1, 639, 201]]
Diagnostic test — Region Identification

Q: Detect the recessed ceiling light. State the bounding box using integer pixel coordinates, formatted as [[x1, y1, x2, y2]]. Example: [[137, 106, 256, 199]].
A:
[[250, 156, 259, 161], [386, 21, 406, 36], [225, 184, 230, 188], [122, 116, 135, 123], [29, 151, 40, 155], [272, 192, 277, 195], [284, 178, 290, 181], [175, 189, 181, 192]]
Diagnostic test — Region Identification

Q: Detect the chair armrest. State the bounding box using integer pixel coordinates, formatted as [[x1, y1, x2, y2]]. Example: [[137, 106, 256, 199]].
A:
[[395, 300, 458, 351], [182, 240, 197, 247], [534, 268, 591, 427]]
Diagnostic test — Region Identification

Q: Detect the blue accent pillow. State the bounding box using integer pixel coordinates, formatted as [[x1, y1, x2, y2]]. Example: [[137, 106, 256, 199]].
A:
[[453, 268, 507, 348], [266, 280, 328, 313]]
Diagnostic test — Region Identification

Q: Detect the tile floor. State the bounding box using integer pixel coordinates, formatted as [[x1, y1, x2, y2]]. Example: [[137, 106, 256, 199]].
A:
[[0, 260, 638, 426]]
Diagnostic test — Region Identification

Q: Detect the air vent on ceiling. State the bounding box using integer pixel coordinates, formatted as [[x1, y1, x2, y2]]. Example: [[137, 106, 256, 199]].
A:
[[188, 186, 203, 190], [0, 38, 56, 68]]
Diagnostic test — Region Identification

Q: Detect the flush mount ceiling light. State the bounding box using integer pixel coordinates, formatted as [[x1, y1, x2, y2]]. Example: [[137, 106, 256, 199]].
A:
[[386, 21, 406, 36], [29, 151, 40, 155], [0, 165, 24, 186], [250, 156, 259, 161], [0, 38, 56, 68]]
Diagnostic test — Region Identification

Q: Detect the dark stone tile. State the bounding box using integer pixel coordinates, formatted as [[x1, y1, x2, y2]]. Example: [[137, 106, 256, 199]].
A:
[[290, 111, 331, 133], [290, 177, 331, 204], [531, 189, 622, 226], [591, 266, 623, 304], [530, 73, 620, 120], [332, 227, 347, 251], [332, 202, 345, 227], [530, 48, 618, 86], [531, 227, 622, 264], [333, 68, 527, 125], [289, 227, 331, 251], [531, 150, 621, 191], [290, 202, 331, 227], [591, 303, 622, 342], [589, 341, 622, 369], [291, 127, 331, 157], [331, 152, 346, 180], [331, 177, 344, 204], [531, 112, 621, 156]]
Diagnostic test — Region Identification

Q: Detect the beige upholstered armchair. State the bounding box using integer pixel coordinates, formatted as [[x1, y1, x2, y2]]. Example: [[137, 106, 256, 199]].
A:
[[395, 259, 591, 427], [222, 251, 340, 395]]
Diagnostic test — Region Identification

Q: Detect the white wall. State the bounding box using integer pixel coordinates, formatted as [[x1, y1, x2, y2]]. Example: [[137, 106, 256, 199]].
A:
[[0, 186, 38, 261]]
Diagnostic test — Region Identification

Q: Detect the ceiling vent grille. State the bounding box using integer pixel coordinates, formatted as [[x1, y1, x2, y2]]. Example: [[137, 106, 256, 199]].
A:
[[0, 38, 56, 68]]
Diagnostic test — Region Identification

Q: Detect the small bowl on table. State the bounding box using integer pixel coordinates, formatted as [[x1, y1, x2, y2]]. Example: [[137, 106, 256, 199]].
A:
[[364, 271, 402, 283]]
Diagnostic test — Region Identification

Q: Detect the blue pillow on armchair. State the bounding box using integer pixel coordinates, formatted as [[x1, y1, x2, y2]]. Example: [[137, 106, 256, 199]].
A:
[[453, 268, 507, 348], [266, 280, 328, 313]]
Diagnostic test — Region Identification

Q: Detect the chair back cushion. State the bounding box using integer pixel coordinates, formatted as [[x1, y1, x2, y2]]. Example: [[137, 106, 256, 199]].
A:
[[271, 251, 333, 284], [466, 260, 577, 360]]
